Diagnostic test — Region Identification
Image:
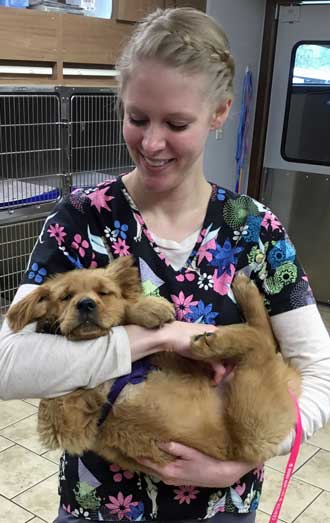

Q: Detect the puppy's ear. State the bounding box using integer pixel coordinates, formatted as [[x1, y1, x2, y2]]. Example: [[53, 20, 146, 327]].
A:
[[105, 256, 142, 299], [6, 285, 51, 332]]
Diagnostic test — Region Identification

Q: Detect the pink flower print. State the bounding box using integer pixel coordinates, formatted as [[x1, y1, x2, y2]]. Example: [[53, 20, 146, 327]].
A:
[[143, 227, 154, 243], [89, 252, 98, 269], [212, 264, 235, 296], [171, 291, 198, 321], [173, 485, 200, 504], [235, 482, 246, 497], [110, 463, 134, 482], [62, 504, 72, 514], [158, 251, 171, 266], [197, 228, 207, 243], [133, 212, 144, 226], [72, 234, 89, 257], [253, 465, 264, 482], [197, 238, 216, 265], [176, 271, 196, 282], [86, 186, 114, 213], [106, 492, 138, 519], [113, 238, 130, 256], [48, 223, 66, 245], [261, 211, 282, 231], [170, 292, 198, 320]]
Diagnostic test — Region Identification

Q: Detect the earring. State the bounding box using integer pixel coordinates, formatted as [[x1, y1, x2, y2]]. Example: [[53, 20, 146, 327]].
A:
[[215, 128, 223, 140]]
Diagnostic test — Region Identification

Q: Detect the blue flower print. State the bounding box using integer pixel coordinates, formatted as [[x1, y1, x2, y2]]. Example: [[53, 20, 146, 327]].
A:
[[267, 239, 296, 270], [28, 263, 48, 284], [128, 501, 144, 520], [113, 220, 129, 240], [250, 491, 261, 511], [244, 215, 262, 243], [217, 188, 226, 201], [186, 300, 219, 324], [210, 239, 244, 274]]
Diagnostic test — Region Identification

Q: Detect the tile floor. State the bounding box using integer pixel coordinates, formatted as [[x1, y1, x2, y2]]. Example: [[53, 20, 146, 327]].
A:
[[0, 305, 329, 523]]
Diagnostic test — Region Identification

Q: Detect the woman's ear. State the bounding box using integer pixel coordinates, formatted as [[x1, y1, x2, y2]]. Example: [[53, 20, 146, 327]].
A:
[[6, 286, 50, 332], [210, 99, 232, 131]]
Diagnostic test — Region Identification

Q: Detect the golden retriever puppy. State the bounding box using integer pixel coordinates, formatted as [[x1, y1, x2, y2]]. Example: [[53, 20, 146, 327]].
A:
[[7, 256, 300, 472]]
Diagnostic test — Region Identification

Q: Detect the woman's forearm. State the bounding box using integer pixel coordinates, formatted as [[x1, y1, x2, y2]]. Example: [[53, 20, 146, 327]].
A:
[[0, 322, 132, 400]]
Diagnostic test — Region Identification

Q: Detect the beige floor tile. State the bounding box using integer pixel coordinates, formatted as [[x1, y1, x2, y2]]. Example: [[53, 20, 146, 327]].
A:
[[0, 435, 14, 452], [14, 473, 59, 523], [0, 400, 37, 430], [294, 449, 330, 491], [294, 491, 330, 522], [307, 423, 330, 452], [0, 495, 34, 523], [0, 445, 58, 499], [24, 399, 40, 408], [41, 448, 62, 464], [28, 519, 48, 523], [259, 466, 321, 522], [256, 509, 285, 522], [0, 413, 47, 454], [266, 443, 319, 474]]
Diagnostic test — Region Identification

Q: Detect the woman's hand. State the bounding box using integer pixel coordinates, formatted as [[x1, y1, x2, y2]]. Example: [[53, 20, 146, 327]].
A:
[[161, 321, 232, 385], [125, 321, 231, 385], [137, 442, 258, 488]]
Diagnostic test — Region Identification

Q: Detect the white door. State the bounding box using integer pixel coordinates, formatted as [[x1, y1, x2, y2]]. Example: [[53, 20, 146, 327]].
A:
[[261, 3, 330, 303]]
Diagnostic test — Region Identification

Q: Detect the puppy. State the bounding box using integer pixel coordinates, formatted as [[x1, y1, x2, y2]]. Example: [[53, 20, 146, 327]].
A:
[[7, 256, 301, 472]]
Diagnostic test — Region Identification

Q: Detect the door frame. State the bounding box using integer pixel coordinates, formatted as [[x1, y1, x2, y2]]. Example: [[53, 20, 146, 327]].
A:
[[246, 0, 321, 199]]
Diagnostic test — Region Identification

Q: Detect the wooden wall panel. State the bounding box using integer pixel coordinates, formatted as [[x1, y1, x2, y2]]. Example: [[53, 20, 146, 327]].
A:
[[62, 15, 134, 65], [0, 7, 58, 62], [116, 0, 165, 22]]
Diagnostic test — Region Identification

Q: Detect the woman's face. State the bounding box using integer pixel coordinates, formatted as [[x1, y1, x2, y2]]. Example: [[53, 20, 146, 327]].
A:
[[122, 60, 230, 193]]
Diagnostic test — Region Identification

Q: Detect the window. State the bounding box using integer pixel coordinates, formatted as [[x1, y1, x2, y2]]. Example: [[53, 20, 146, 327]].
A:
[[281, 41, 330, 165]]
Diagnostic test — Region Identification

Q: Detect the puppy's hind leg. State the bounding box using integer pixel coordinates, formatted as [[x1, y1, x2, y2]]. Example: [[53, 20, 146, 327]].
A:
[[190, 275, 278, 366], [190, 323, 262, 364]]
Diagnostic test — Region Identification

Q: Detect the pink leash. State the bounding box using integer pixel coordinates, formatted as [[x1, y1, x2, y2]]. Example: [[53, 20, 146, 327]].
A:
[[268, 390, 302, 523]]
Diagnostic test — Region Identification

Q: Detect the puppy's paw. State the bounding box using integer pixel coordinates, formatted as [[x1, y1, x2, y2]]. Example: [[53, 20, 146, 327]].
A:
[[190, 331, 216, 360], [126, 296, 175, 328], [133, 296, 175, 329]]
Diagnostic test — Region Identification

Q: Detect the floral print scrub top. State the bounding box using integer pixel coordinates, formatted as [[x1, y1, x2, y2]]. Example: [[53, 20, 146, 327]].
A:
[[22, 177, 314, 521]]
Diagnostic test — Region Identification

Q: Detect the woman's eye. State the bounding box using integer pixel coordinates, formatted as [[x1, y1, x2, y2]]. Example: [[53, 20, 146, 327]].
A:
[[168, 123, 189, 131], [128, 116, 147, 126]]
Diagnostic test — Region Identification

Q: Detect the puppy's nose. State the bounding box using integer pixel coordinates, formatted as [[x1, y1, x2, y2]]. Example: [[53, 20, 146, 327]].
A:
[[77, 298, 96, 312]]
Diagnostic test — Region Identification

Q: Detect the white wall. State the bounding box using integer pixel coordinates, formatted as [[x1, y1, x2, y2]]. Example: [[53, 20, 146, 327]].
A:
[[204, 0, 266, 193]]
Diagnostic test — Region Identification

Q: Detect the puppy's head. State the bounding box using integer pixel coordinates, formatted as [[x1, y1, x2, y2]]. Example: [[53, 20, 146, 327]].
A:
[[7, 255, 141, 340]]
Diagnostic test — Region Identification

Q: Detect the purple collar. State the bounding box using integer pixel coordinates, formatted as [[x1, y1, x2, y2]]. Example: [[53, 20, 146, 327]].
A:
[[98, 358, 157, 426]]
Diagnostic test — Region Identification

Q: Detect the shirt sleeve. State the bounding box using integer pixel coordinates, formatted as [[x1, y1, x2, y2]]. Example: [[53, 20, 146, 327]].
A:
[[241, 202, 330, 451], [0, 191, 132, 400], [244, 204, 315, 316], [271, 304, 330, 454]]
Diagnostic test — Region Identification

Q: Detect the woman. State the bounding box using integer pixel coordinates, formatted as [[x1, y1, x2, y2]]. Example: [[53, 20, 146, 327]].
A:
[[1, 7, 330, 523]]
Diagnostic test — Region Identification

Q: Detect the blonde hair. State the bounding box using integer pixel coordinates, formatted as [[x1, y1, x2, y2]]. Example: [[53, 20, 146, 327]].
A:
[[116, 7, 235, 108]]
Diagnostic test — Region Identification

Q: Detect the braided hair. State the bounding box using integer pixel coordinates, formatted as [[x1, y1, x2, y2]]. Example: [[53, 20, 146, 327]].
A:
[[116, 7, 235, 108]]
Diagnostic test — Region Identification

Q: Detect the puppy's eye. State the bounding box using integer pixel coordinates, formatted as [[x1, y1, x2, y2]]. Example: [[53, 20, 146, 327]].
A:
[[62, 294, 72, 301], [99, 290, 111, 296]]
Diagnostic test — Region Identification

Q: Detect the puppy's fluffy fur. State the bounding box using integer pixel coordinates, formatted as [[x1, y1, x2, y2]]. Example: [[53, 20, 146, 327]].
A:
[[7, 256, 301, 471]]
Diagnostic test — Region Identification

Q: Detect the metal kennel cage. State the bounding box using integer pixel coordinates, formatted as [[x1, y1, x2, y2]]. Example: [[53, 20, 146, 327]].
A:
[[0, 86, 132, 314]]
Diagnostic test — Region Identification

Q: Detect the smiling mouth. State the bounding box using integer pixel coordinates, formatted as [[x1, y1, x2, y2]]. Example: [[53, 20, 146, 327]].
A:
[[141, 154, 174, 168]]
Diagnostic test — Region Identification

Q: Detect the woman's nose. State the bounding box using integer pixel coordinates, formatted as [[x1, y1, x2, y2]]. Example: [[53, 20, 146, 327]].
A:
[[141, 125, 166, 154]]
